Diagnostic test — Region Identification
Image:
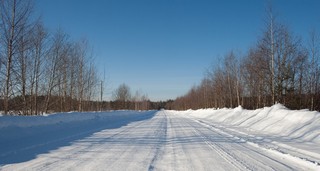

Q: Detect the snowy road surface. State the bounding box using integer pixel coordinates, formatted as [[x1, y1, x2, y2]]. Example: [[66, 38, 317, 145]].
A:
[[1, 110, 319, 170]]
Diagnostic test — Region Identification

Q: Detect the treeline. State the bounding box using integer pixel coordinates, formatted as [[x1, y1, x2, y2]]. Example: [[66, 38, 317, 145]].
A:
[[100, 100, 169, 111], [0, 0, 100, 115], [0, 0, 169, 115], [171, 7, 320, 111], [106, 83, 169, 110]]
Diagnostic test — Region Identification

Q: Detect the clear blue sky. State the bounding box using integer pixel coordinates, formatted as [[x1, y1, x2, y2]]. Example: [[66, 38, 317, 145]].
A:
[[35, 0, 320, 101]]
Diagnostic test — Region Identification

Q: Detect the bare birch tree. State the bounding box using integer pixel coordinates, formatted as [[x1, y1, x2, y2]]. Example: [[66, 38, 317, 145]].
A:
[[43, 30, 68, 113], [0, 0, 33, 114], [29, 21, 47, 114], [308, 30, 320, 110]]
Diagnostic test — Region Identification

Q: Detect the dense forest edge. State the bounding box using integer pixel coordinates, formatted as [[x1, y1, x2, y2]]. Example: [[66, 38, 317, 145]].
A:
[[0, 1, 319, 115]]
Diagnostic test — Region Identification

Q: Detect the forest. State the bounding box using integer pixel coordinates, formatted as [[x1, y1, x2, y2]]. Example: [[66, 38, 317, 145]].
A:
[[0, 0, 167, 114], [169, 7, 320, 111], [1, 1, 319, 115], [0, 0, 104, 115]]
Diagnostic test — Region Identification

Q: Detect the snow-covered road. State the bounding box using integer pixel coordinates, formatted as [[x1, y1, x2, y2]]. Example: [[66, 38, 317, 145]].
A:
[[1, 110, 319, 170]]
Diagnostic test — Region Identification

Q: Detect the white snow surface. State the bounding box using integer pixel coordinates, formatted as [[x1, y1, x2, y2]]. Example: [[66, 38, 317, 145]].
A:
[[0, 105, 320, 171], [178, 104, 320, 144]]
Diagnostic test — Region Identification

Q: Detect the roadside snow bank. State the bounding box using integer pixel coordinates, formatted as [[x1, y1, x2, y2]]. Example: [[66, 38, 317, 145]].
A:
[[176, 104, 320, 143], [0, 111, 153, 128], [0, 110, 157, 166]]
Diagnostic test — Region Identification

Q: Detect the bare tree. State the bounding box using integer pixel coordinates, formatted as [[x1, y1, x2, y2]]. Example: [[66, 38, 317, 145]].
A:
[[29, 21, 47, 114], [0, 1, 102, 114], [0, 0, 33, 114], [223, 51, 243, 107], [43, 29, 69, 113], [242, 47, 270, 108], [259, 3, 277, 105], [132, 90, 150, 110], [16, 24, 31, 115], [308, 30, 320, 110], [133, 90, 141, 110], [171, 3, 319, 111], [113, 83, 131, 109], [75, 39, 93, 111]]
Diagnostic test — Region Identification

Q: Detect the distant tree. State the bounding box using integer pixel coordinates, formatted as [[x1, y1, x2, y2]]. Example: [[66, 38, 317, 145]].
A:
[[113, 83, 131, 109], [132, 90, 150, 110]]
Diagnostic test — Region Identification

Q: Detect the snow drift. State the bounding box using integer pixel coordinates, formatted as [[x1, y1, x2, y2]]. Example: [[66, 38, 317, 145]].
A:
[[0, 110, 154, 128], [0, 110, 157, 165], [175, 104, 320, 144]]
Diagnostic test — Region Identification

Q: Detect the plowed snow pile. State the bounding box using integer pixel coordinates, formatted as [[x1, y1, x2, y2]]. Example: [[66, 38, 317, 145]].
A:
[[176, 104, 320, 143]]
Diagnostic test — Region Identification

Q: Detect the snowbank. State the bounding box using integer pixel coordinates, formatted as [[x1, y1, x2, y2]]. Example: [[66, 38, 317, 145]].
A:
[[175, 104, 320, 143], [0, 110, 157, 166], [0, 110, 153, 128]]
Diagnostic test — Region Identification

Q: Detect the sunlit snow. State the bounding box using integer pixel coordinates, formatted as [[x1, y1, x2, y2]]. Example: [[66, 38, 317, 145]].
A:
[[0, 105, 319, 170]]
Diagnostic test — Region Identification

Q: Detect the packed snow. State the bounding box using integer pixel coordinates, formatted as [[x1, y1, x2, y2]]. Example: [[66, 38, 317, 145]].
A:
[[0, 105, 319, 170]]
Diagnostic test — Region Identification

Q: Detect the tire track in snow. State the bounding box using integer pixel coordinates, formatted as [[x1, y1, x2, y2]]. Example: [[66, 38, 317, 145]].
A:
[[197, 124, 290, 170], [4, 111, 318, 170], [152, 111, 196, 170], [97, 113, 166, 171], [148, 111, 168, 171], [94, 111, 168, 171], [181, 117, 249, 171], [26, 117, 152, 171], [161, 112, 239, 170], [193, 118, 320, 170], [180, 116, 302, 170]]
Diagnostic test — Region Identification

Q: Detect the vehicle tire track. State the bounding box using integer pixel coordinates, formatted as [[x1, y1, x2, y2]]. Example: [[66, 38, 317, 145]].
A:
[[183, 116, 306, 171], [148, 111, 168, 171]]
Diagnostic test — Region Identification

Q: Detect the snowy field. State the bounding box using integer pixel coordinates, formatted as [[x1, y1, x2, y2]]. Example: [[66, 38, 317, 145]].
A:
[[0, 105, 319, 170]]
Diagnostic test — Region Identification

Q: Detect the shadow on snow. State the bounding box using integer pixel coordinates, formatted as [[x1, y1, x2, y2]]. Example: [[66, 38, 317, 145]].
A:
[[0, 111, 157, 166]]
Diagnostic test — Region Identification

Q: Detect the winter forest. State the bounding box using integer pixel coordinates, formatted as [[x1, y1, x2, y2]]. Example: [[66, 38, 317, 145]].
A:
[[0, 0, 102, 115], [170, 6, 320, 111], [0, 0, 320, 115]]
